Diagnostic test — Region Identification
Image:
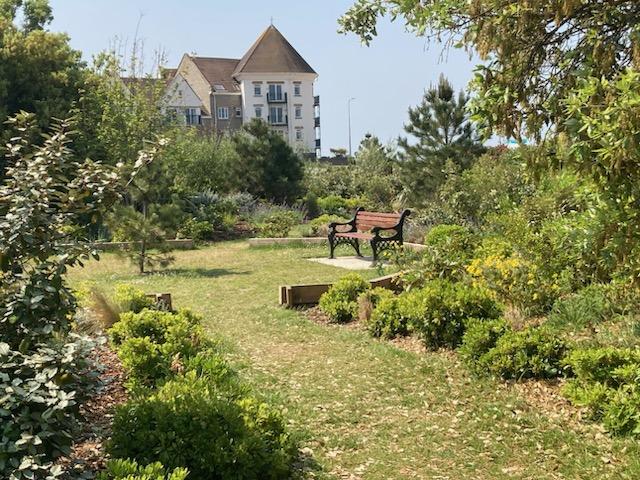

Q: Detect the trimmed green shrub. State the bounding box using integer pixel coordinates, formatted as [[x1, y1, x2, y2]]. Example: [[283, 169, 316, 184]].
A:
[[309, 214, 348, 236], [256, 211, 299, 238], [319, 273, 371, 323], [98, 459, 189, 479], [400, 280, 500, 349], [114, 284, 154, 313], [563, 347, 640, 435], [177, 218, 214, 243], [476, 326, 568, 379], [108, 373, 296, 480], [109, 309, 201, 348], [109, 309, 213, 388], [317, 195, 349, 215], [458, 318, 510, 373], [366, 292, 408, 339]]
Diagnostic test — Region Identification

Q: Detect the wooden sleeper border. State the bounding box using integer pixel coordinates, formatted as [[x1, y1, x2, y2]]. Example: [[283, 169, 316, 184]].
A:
[[279, 272, 403, 308]]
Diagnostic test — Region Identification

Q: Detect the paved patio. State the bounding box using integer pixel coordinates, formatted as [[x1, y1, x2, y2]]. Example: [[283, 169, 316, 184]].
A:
[[308, 256, 384, 270]]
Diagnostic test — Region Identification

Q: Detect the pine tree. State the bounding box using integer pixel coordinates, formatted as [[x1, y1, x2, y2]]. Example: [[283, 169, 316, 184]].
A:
[[398, 75, 484, 205]]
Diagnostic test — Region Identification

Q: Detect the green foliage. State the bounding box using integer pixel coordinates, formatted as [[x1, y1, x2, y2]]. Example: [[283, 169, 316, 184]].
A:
[[231, 119, 303, 203], [319, 273, 371, 323], [309, 214, 348, 236], [0, 337, 95, 479], [399, 280, 500, 349], [564, 347, 640, 436], [0, 1, 84, 172], [117, 336, 169, 388], [98, 459, 189, 480], [367, 291, 408, 339], [177, 218, 214, 244], [256, 210, 299, 238], [318, 195, 349, 216], [474, 326, 568, 380], [421, 224, 477, 281], [398, 75, 484, 205], [108, 373, 296, 480], [547, 284, 616, 333], [108, 205, 175, 274], [458, 318, 510, 374], [114, 284, 154, 314]]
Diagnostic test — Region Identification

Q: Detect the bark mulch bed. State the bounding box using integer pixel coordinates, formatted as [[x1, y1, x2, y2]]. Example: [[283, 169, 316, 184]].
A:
[[57, 341, 128, 478]]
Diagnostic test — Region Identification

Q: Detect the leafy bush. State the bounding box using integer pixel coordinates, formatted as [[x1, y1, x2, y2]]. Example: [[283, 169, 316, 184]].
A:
[[0, 338, 96, 479], [319, 274, 371, 323], [114, 284, 155, 314], [458, 318, 510, 373], [367, 292, 409, 339], [256, 210, 300, 238], [109, 309, 210, 388], [97, 459, 189, 480], [108, 374, 296, 479], [475, 326, 568, 379], [177, 218, 214, 243], [358, 287, 395, 322], [564, 347, 640, 435], [420, 224, 477, 281], [400, 280, 500, 349], [318, 195, 349, 216], [309, 214, 348, 236]]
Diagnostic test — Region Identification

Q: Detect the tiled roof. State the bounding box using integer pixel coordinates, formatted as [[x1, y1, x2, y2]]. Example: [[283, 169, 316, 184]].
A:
[[233, 25, 316, 76], [190, 57, 241, 92]]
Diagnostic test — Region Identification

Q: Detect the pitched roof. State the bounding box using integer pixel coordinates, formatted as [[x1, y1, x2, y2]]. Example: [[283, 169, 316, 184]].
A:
[[190, 57, 241, 92], [233, 25, 316, 76]]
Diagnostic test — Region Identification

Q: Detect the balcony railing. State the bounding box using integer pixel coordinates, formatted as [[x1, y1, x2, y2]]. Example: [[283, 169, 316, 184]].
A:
[[267, 92, 288, 103], [268, 114, 288, 126]]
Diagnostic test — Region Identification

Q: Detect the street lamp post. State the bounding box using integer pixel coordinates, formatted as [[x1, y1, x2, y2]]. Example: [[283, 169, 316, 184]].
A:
[[348, 97, 356, 157]]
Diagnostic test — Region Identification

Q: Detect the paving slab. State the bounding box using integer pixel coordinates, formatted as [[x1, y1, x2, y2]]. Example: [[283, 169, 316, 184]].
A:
[[308, 256, 384, 270]]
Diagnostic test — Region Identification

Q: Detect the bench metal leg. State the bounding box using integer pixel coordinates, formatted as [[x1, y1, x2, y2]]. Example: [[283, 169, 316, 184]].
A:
[[328, 234, 335, 258], [354, 239, 362, 257]]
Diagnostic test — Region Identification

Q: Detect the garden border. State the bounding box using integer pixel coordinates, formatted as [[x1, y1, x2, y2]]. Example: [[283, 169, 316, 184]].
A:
[[279, 272, 403, 307]]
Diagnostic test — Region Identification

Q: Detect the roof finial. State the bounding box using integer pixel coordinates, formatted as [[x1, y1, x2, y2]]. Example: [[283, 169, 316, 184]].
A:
[[270, 16, 274, 26]]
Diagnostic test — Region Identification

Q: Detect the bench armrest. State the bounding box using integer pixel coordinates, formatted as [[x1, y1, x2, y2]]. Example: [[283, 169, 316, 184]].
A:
[[328, 207, 363, 235], [371, 210, 411, 237]]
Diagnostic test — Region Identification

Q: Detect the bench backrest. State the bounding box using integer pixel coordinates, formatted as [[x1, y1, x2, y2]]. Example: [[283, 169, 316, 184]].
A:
[[355, 210, 404, 231]]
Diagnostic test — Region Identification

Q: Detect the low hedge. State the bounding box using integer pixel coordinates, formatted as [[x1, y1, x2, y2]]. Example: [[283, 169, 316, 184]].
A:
[[319, 273, 370, 323]]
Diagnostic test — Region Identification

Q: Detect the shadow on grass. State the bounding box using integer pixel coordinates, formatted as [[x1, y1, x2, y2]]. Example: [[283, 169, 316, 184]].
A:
[[157, 268, 250, 278], [292, 448, 327, 480]]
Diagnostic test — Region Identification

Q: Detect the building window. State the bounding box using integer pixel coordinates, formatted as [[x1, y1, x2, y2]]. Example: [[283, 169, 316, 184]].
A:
[[217, 107, 229, 120], [268, 83, 283, 101], [254, 83, 262, 96], [294, 83, 301, 96], [295, 128, 303, 141], [269, 106, 284, 124], [255, 106, 262, 118], [295, 106, 302, 119], [185, 108, 201, 125], [235, 106, 242, 117]]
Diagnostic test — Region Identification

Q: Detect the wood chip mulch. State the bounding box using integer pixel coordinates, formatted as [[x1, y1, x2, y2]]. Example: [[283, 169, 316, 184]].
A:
[[57, 341, 128, 478]]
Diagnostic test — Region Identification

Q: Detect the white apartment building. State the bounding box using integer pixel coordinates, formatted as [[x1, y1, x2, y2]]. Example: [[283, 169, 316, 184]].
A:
[[166, 25, 321, 156]]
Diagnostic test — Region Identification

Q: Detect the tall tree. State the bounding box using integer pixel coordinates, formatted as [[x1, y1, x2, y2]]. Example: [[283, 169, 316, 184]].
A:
[[398, 75, 483, 204], [231, 119, 304, 203], [0, 0, 83, 134]]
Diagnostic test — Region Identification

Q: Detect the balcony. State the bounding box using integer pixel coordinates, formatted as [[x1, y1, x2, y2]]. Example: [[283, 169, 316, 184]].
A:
[[314, 95, 320, 107], [267, 92, 288, 104], [314, 117, 321, 128], [268, 114, 288, 126]]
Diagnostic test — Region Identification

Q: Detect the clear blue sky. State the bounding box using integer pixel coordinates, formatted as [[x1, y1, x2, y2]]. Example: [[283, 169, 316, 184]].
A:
[[49, 0, 479, 155]]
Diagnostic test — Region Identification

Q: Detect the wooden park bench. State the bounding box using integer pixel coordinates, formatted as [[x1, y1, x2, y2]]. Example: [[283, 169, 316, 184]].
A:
[[328, 207, 411, 260]]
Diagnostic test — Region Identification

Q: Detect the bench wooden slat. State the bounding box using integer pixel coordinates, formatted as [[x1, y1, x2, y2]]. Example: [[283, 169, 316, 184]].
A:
[[358, 211, 402, 219]]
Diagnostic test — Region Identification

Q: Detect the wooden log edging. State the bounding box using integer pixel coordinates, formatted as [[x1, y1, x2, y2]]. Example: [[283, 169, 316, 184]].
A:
[[279, 272, 403, 308]]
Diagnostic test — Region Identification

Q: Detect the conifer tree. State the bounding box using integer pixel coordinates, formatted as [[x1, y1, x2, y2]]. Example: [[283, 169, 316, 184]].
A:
[[398, 75, 483, 205]]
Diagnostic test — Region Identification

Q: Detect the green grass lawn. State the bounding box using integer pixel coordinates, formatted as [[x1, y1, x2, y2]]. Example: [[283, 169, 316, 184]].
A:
[[69, 242, 640, 479]]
